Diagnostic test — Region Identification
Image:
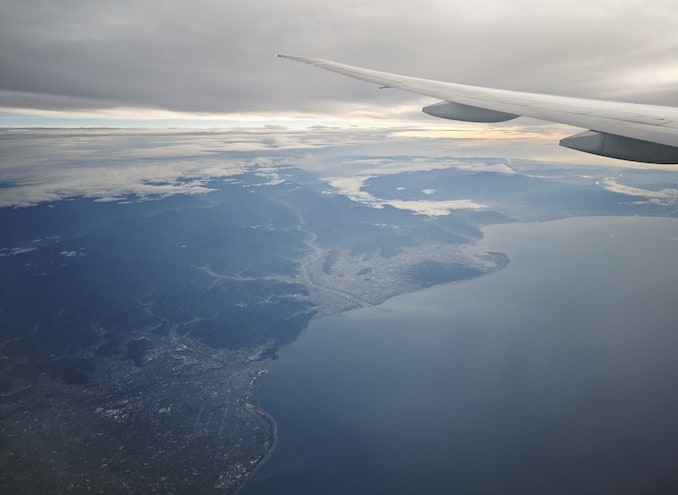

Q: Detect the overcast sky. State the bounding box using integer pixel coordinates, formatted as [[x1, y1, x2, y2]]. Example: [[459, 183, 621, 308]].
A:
[[1, 0, 678, 126]]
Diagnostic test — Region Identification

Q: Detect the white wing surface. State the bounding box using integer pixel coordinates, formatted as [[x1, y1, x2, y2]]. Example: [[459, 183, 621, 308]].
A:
[[279, 55, 678, 164]]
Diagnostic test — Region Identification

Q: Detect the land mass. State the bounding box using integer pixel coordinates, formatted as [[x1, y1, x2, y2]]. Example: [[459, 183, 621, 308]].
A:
[[0, 171, 506, 494], [2, 155, 676, 494]]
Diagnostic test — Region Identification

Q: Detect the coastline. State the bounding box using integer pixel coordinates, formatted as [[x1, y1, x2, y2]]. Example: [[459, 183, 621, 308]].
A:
[[234, 379, 278, 495], [233, 247, 511, 494], [230, 216, 678, 494]]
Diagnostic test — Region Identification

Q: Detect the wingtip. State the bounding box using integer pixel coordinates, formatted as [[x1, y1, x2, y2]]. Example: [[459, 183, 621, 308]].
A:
[[277, 54, 313, 63]]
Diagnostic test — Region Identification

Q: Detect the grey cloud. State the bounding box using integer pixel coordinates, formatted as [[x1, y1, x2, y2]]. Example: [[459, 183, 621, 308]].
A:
[[1, 0, 678, 114]]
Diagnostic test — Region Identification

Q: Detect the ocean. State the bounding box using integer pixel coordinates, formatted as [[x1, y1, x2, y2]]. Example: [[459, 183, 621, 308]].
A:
[[241, 216, 678, 494]]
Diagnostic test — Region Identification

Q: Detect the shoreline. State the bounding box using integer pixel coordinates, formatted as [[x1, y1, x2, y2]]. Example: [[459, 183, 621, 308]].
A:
[[307, 249, 511, 322], [234, 216, 678, 494], [234, 380, 278, 495], [232, 215, 677, 493], [233, 249, 511, 494]]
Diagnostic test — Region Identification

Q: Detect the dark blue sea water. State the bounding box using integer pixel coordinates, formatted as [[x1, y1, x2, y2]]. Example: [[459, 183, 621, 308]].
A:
[[242, 217, 678, 495]]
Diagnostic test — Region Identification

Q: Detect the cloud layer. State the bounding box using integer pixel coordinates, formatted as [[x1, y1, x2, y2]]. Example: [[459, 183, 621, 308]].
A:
[[600, 178, 678, 206], [1, 0, 678, 121], [0, 127, 519, 209], [1, 128, 676, 211]]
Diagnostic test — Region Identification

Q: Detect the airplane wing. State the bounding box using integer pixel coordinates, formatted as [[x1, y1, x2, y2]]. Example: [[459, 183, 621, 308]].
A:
[[278, 55, 678, 164]]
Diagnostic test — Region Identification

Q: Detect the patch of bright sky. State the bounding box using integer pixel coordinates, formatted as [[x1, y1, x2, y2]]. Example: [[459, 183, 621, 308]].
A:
[[0, 108, 348, 129], [0, 99, 427, 129], [4, 103, 677, 170], [0, 103, 591, 165]]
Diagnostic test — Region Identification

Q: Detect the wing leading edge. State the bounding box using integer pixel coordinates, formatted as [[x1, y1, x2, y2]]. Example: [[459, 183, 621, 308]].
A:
[[278, 54, 678, 164]]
